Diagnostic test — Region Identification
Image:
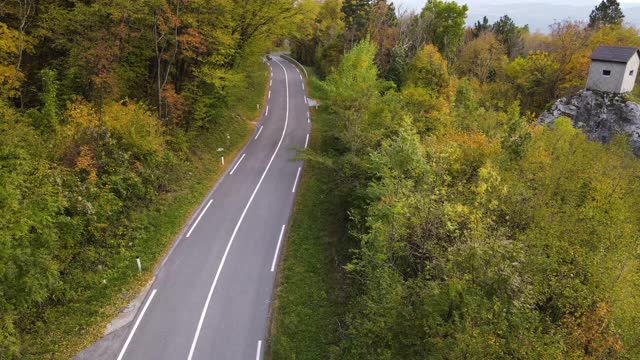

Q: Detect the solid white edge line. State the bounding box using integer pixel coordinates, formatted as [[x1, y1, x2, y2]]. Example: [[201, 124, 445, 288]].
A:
[[292, 167, 301, 193], [186, 199, 213, 238], [266, 105, 269, 117], [229, 153, 246, 175], [256, 340, 263, 360], [255, 125, 263, 140], [116, 289, 158, 360], [157, 59, 286, 272], [271, 225, 286, 272], [305, 134, 309, 148], [187, 57, 291, 360]]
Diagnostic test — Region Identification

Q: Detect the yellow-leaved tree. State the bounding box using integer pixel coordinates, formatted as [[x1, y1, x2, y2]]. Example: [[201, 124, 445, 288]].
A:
[[0, 22, 33, 98], [456, 32, 508, 83]]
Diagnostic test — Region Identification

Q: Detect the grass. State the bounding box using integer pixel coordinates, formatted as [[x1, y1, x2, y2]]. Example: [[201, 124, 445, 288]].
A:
[[268, 80, 351, 360], [19, 57, 269, 359]]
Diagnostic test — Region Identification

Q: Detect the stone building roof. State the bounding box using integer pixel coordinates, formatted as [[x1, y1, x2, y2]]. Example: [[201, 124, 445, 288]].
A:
[[590, 45, 640, 64]]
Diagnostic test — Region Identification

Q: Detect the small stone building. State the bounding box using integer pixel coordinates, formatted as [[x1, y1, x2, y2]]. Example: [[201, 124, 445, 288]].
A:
[[585, 45, 639, 94]]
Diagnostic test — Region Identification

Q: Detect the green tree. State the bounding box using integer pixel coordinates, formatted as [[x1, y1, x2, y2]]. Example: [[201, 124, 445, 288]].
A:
[[0, 103, 66, 357], [419, 0, 468, 61], [589, 0, 625, 29], [319, 38, 387, 156], [505, 51, 559, 113], [342, 0, 372, 48], [454, 78, 479, 113], [26, 69, 60, 134], [291, 0, 345, 77], [492, 15, 526, 59], [456, 32, 508, 83], [288, 0, 322, 64], [406, 44, 449, 93], [472, 15, 491, 38], [226, 0, 298, 57]]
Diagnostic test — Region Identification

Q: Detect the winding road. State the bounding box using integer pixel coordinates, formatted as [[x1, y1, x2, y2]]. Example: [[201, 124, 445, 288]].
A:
[[112, 55, 309, 359]]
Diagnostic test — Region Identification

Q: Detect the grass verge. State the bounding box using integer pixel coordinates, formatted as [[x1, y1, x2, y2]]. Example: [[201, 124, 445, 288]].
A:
[[19, 57, 269, 359], [268, 80, 350, 360]]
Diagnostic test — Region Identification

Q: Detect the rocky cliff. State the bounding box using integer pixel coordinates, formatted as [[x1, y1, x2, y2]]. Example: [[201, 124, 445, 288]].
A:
[[538, 90, 640, 156]]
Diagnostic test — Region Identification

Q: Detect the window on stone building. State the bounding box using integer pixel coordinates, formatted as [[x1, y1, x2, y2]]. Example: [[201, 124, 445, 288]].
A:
[[603, 70, 611, 76], [631, 70, 635, 76]]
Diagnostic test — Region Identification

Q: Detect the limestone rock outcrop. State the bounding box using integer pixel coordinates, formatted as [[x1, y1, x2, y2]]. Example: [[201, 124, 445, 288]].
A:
[[538, 90, 640, 156]]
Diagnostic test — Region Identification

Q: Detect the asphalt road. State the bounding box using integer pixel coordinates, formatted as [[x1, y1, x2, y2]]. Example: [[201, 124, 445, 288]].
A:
[[115, 55, 309, 360]]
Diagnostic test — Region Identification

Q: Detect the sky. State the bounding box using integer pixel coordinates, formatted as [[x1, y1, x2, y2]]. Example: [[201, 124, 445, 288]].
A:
[[393, 0, 640, 32]]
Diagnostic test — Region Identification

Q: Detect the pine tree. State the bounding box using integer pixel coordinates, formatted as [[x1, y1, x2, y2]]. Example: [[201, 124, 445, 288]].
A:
[[588, 0, 625, 28], [492, 15, 525, 59], [472, 16, 491, 38], [342, 0, 372, 48]]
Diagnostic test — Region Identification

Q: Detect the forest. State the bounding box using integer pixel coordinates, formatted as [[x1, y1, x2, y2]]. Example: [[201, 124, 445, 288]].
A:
[[0, 0, 302, 358], [271, 0, 640, 358], [2, 0, 640, 358]]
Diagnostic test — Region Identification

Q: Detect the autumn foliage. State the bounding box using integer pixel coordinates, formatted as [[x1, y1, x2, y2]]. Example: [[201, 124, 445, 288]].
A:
[[304, 37, 640, 359], [277, 1, 640, 358], [0, 0, 295, 357]]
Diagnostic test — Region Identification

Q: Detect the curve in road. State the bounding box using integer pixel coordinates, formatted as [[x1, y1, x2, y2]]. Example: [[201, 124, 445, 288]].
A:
[[114, 54, 309, 360]]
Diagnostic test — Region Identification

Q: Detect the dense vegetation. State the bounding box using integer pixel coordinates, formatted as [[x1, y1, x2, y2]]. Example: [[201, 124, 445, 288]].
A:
[[3, 0, 640, 357], [0, 0, 301, 357], [272, 0, 640, 358], [291, 0, 640, 112]]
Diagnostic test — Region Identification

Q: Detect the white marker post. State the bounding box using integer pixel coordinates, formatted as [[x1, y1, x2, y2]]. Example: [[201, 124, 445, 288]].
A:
[[136, 256, 142, 272], [221, 157, 225, 165]]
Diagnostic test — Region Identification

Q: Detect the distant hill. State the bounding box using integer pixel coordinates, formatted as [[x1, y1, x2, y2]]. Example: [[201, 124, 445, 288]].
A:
[[464, 2, 640, 33]]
